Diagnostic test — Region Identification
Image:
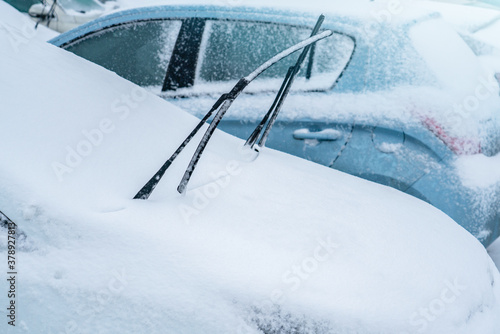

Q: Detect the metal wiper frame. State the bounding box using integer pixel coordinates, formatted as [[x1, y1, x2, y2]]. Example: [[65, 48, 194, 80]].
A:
[[33, 0, 58, 29], [245, 15, 325, 150], [134, 16, 331, 199]]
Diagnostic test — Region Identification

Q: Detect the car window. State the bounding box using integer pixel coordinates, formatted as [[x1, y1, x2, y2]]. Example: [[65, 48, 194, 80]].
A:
[[63, 20, 182, 87], [193, 20, 355, 93]]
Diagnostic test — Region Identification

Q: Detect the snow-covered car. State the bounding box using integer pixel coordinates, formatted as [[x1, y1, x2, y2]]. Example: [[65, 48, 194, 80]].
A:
[[4, 0, 118, 33], [49, 3, 500, 246], [1, 2, 500, 332]]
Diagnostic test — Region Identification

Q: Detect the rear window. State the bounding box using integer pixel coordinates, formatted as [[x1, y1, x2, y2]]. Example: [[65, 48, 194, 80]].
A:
[[410, 18, 483, 94], [410, 17, 500, 155]]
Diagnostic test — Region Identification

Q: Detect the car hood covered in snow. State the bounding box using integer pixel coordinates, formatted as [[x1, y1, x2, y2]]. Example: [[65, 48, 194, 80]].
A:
[[1, 2, 500, 333]]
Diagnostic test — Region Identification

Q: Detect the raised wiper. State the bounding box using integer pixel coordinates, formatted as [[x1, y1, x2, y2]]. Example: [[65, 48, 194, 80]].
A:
[[245, 15, 325, 150], [305, 42, 316, 80], [134, 18, 331, 199], [33, 0, 58, 29]]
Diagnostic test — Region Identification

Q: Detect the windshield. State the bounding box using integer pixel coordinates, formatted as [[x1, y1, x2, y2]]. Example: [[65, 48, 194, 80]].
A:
[[410, 17, 482, 94]]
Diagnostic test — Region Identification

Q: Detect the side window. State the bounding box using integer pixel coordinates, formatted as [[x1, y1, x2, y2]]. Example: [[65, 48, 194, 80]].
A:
[[194, 20, 355, 93], [63, 20, 182, 87]]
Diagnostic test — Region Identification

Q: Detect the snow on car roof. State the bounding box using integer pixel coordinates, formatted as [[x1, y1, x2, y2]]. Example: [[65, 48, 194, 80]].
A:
[[113, 0, 434, 24], [1, 2, 500, 333]]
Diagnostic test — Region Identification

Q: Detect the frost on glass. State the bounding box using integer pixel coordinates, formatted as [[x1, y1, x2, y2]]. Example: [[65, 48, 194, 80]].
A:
[[194, 20, 354, 93], [65, 20, 181, 87]]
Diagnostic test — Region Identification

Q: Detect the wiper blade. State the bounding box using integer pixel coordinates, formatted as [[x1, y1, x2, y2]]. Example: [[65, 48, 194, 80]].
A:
[[245, 67, 294, 148], [134, 21, 332, 199], [34, 0, 58, 29], [305, 42, 316, 80], [133, 90, 234, 200], [246, 15, 325, 150], [177, 27, 330, 193]]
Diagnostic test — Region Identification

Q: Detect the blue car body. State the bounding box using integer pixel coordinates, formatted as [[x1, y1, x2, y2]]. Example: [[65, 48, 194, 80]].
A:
[[50, 4, 500, 246]]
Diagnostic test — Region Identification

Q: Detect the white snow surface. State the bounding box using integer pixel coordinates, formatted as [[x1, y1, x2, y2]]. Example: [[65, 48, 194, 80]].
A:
[[1, 3, 500, 334], [419, 0, 500, 32], [419, 0, 500, 54], [456, 154, 500, 188], [0, 1, 58, 41]]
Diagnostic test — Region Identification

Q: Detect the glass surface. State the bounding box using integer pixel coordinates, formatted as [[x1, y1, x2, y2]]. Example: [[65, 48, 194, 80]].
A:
[[64, 20, 182, 87], [196, 20, 355, 92]]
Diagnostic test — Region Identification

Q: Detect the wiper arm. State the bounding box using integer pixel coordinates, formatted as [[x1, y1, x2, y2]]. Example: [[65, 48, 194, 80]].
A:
[[246, 15, 325, 150], [305, 42, 316, 80], [245, 66, 294, 147], [134, 21, 332, 199], [177, 24, 330, 194], [133, 90, 235, 200]]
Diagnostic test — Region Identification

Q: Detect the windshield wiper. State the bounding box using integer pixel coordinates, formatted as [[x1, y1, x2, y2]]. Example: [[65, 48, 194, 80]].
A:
[[134, 17, 331, 199], [33, 0, 58, 29], [245, 15, 325, 150]]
